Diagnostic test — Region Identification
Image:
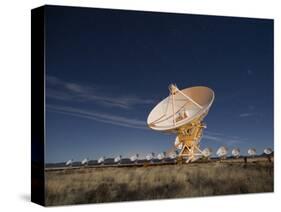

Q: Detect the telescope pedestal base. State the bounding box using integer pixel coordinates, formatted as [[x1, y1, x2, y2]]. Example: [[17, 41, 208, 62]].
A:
[[176, 122, 205, 163], [179, 144, 203, 163]]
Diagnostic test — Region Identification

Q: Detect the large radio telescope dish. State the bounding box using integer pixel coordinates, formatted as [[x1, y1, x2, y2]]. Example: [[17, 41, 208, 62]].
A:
[[147, 84, 215, 162]]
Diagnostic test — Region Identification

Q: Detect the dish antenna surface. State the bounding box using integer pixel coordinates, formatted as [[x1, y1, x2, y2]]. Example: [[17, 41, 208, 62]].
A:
[[216, 146, 228, 159], [66, 159, 73, 166], [146, 152, 155, 161], [114, 155, 122, 163], [202, 147, 212, 158], [264, 148, 273, 155], [168, 151, 177, 159], [130, 154, 139, 162], [248, 148, 256, 157], [232, 148, 240, 158], [98, 156, 105, 164], [157, 152, 165, 160], [81, 158, 88, 166], [174, 136, 183, 150], [147, 84, 214, 162]]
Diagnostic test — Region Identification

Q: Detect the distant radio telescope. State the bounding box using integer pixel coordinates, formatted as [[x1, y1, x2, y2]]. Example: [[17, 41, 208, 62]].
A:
[[114, 155, 122, 163], [263, 148, 273, 162], [147, 84, 214, 163], [168, 151, 177, 159], [98, 156, 105, 164], [66, 159, 73, 166], [174, 136, 183, 150], [130, 154, 139, 163], [146, 155, 152, 161], [231, 148, 240, 158], [264, 148, 273, 155], [216, 146, 228, 159], [202, 147, 212, 158], [157, 152, 165, 160], [81, 158, 88, 166], [248, 148, 256, 157], [146, 152, 155, 161]]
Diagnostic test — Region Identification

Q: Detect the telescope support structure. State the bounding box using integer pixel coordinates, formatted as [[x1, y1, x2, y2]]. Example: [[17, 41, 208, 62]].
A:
[[176, 120, 206, 162], [148, 84, 214, 163]]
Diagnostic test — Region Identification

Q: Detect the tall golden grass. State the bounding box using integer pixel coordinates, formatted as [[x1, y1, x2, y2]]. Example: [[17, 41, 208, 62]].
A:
[[45, 161, 273, 206]]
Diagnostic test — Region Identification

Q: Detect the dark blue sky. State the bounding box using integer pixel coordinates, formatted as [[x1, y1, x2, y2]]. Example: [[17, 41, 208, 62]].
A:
[[45, 5, 273, 163]]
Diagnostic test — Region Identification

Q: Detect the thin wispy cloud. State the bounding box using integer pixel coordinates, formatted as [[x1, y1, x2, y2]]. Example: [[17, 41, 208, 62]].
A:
[[47, 104, 147, 130], [239, 112, 263, 119], [203, 134, 223, 142], [47, 103, 249, 141], [46, 75, 154, 109], [239, 113, 255, 117], [204, 130, 247, 145]]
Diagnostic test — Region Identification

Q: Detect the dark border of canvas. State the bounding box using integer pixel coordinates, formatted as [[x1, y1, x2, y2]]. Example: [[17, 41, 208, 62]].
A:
[[31, 6, 45, 206]]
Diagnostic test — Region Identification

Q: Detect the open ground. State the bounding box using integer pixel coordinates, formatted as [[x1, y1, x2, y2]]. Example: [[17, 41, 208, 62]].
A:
[[45, 158, 273, 206]]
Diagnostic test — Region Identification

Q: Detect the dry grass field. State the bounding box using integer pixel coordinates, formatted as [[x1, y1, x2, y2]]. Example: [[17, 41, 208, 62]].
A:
[[45, 160, 273, 206]]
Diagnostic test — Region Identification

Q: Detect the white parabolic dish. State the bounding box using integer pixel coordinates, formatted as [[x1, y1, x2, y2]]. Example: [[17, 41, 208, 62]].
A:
[[147, 86, 215, 131]]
